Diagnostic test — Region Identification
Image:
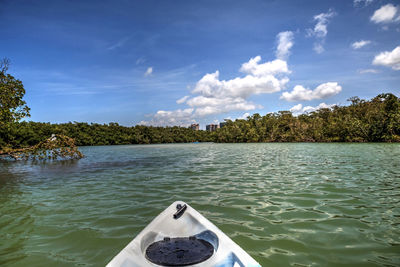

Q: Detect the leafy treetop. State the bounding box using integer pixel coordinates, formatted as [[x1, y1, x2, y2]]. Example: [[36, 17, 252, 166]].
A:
[[0, 58, 83, 161], [0, 58, 30, 127]]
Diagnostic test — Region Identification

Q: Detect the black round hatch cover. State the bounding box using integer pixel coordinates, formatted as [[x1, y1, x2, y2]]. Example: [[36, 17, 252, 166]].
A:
[[145, 236, 214, 266]]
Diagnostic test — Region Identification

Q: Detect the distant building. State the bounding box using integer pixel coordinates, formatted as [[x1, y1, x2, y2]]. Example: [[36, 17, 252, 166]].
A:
[[219, 122, 226, 128], [190, 124, 199, 131], [206, 124, 219, 132]]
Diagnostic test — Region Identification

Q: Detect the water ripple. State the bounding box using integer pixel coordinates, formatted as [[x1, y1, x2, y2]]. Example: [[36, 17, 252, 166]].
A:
[[1, 143, 400, 266]]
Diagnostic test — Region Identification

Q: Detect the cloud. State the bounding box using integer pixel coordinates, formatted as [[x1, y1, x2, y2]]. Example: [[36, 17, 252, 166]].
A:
[[141, 55, 290, 126], [313, 43, 325, 54], [351, 40, 371, 49], [187, 95, 261, 117], [238, 112, 250, 120], [354, 0, 374, 7], [185, 56, 289, 116], [276, 31, 294, 60], [136, 57, 146, 65], [176, 95, 189, 104], [281, 82, 342, 102], [309, 10, 336, 38], [372, 45, 400, 70], [107, 37, 130, 50], [358, 68, 380, 74], [290, 103, 335, 115], [139, 108, 195, 126], [306, 10, 336, 54], [289, 103, 303, 113], [239, 56, 290, 76], [370, 4, 400, 24], [144, 67, 153, 76]]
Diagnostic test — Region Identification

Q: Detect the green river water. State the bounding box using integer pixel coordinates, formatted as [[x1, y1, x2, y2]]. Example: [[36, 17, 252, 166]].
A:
[[0, 143, 399, 266]]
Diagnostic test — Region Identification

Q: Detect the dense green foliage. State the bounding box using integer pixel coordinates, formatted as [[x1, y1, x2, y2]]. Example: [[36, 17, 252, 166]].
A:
[[213, 93, 400, 143], [0, 93, 399, 149], [0, 59, 30, 127], [0, 122, 213, 149]]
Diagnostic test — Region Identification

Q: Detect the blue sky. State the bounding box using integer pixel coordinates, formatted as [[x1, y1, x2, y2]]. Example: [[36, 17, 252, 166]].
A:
[[1, 0, 399, 127]]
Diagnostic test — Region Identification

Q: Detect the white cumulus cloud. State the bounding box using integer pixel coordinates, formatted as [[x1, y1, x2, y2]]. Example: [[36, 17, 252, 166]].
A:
[[141, 55, 291, 126], [370, 4, 400, 24], [139, 108, 195, 127], [372, 45, 400, 70], [289, 103, 303, 113], [306, 10, 336, 54], [281, 82, 342, 102], [239, 56, 290, 77], [290, 103, 335, 115], [188, 56, 289, 116], [238, 112, 251, 120], [187, 95, 260, 117], [276, 31, 294, 60], [176, 95, 189, 104], [144, 67, 153, 76], [311, 11, 336, 38], [352, 40, 371, 49]]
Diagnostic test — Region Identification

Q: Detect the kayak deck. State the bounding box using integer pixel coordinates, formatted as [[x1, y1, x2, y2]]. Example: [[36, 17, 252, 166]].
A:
[[106, 201, 261, 267]]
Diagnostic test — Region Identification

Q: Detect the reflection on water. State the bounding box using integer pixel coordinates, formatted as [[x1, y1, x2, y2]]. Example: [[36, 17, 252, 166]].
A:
[[0, 143, 400, 266], [0, 165, 33, 266]]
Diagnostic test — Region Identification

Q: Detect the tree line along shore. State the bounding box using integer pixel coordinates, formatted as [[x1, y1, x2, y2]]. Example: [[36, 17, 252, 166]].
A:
[[1, 93, 399, 150], [1, 57, 398, 160]]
